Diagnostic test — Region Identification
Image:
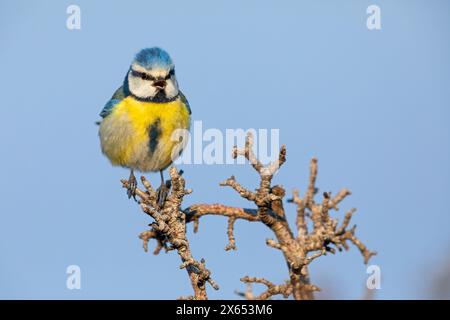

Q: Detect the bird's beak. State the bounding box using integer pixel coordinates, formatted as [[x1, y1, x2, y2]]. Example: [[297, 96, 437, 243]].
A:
[[153, 80, 166, 90]]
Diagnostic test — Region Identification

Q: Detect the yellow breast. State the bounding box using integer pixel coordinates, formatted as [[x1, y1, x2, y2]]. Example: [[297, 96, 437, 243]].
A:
[[99, 96, 191, 172]]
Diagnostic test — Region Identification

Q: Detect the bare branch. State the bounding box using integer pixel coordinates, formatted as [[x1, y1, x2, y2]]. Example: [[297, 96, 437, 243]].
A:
[[225, 217, 237, 251], [121, 132, 375, 300], [220, 176, 256, 201], [240, 276, 293, 300], [304, 158, 318, 207], [328, 188, 352, 210], [123, 167, 218, 300]]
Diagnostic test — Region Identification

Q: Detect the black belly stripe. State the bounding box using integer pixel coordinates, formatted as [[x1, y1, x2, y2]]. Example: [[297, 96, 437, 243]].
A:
[[148, 118, 162, 154]]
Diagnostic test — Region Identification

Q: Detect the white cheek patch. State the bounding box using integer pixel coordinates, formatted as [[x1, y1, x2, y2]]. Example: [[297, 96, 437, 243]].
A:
[[128, 74, 156, 99], [164, 78, 179, 99]]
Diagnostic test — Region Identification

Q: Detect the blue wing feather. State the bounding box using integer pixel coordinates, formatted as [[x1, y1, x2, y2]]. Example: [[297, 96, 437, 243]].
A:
[[99, 84, 129, 119], [100, 98, 121, 118]]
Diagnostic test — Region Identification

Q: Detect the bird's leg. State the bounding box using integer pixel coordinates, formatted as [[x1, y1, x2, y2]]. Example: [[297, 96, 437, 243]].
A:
[[156, 170, 170, 208], [127, 169, 138, 201]]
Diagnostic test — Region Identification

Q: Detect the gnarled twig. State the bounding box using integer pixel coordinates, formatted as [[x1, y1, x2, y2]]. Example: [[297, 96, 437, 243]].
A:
[[122, 167, 218, 300], [184, 132, 376, 300], [123, 133, 375, 300]]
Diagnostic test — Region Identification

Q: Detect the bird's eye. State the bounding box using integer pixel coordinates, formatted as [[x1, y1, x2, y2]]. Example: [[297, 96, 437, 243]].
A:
[[165, 69, 175, 80], [131, 69, 153, 81], [136, 72, 153, 81]]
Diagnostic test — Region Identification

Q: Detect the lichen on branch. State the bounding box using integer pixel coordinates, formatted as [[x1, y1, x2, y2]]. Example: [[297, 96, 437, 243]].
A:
[[184, 132, 376, 300], [122, 167, 218, 300], [122, 133, 375, 300]]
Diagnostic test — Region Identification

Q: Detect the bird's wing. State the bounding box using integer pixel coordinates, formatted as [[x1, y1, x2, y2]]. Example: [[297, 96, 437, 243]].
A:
[[179, 90, 192, 115], [99, 85, 129, 118]]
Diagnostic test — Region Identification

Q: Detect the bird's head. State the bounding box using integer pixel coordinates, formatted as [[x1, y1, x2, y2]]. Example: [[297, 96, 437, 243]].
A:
[[126, 47, 179, 102]]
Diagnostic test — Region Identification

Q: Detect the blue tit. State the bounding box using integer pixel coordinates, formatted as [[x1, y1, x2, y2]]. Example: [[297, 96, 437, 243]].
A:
[[98, 47, 191, 203]]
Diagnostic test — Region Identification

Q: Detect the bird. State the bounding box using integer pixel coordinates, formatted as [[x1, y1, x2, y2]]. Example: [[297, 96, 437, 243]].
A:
[[98, 47, 191, 205]]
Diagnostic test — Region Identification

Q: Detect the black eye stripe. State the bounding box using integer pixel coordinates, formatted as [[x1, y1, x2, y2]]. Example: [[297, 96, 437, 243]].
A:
[[164, 69, 175, 80], [131, 69, 175, 81], [131, 69, 154, 81]]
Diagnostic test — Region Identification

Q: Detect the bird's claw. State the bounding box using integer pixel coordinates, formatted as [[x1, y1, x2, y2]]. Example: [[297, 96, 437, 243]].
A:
[[156, 180, 171, 209], [127, 172, 138, 201]]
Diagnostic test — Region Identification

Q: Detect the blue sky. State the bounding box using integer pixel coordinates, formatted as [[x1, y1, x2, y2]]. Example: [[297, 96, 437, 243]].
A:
[[0, 0, 449, 299]]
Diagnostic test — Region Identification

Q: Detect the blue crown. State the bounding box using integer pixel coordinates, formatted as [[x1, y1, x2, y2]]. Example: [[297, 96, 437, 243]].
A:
[[133, 47, 173, 70]]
